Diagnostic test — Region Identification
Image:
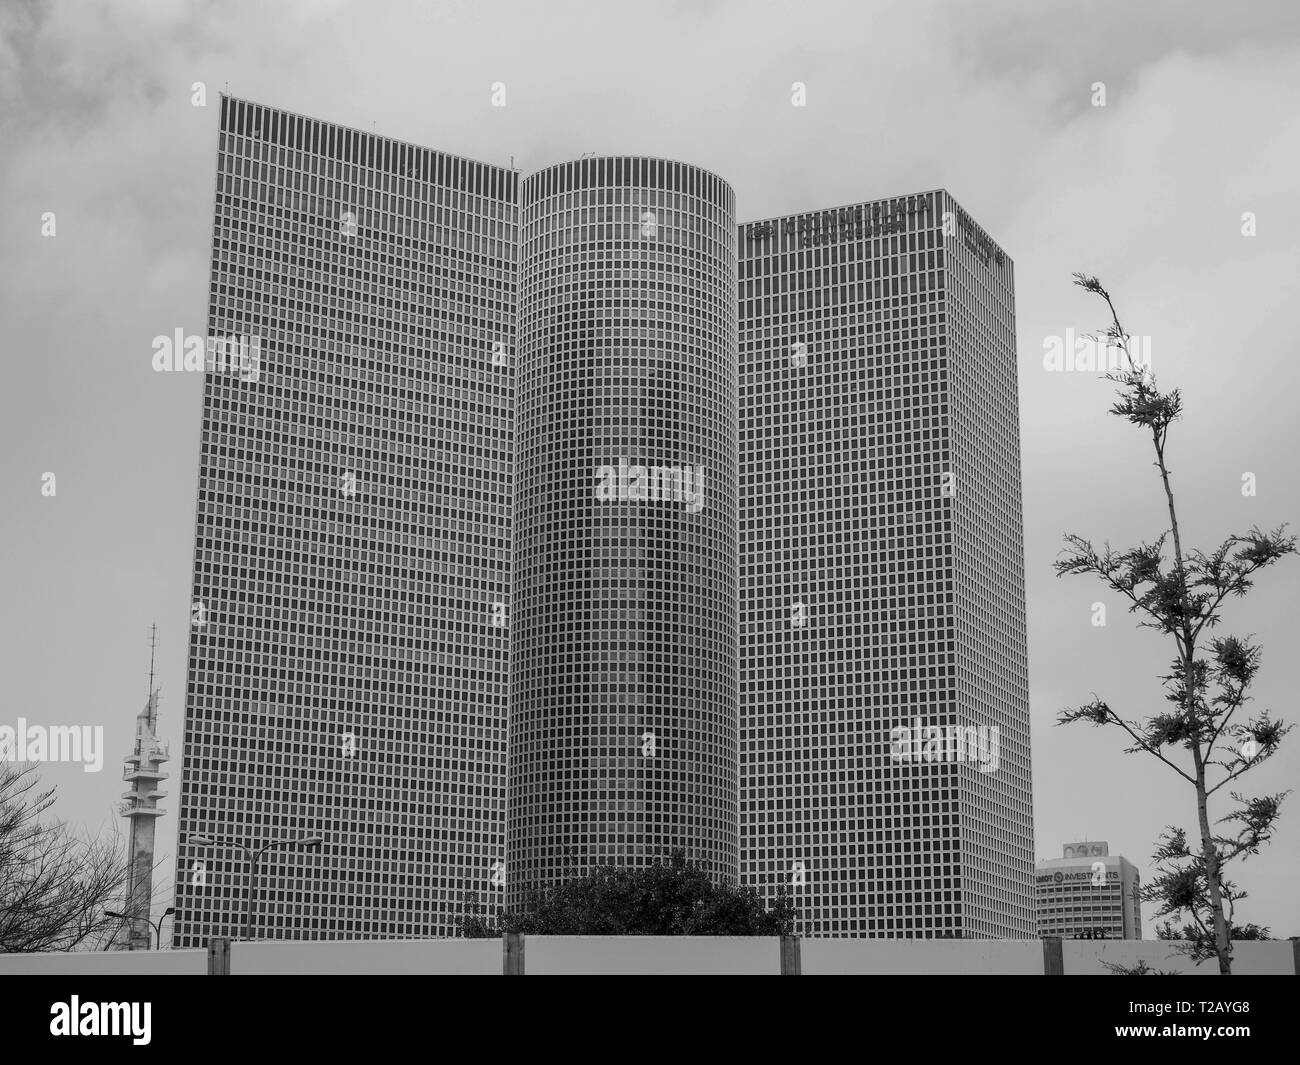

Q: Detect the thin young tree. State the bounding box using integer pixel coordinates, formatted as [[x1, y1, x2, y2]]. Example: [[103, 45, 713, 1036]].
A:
[[0, 762, 129, 953], [1055, 275, 1294, 974]]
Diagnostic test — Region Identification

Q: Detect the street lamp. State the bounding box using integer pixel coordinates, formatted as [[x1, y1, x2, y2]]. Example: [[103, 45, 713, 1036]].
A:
[[188, 833, 324, 941], [104, 906, 176, 950]]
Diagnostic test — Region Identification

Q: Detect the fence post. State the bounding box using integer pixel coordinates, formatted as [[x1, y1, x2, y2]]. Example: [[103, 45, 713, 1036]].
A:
[[1042, 937, 1064, 975], [504, 932, 525, 975], [780, 935, 802, 975], [207, 937, 231, 975]]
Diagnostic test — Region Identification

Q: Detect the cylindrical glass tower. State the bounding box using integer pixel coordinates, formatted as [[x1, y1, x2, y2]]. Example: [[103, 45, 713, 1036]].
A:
[[508, 157, 738, 905]]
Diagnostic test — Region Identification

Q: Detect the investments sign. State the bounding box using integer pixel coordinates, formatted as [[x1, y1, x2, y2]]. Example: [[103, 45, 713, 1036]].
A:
[[1036, 869, 1119, 884]]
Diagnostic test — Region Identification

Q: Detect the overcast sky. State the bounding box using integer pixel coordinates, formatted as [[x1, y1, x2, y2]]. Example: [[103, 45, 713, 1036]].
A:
[[2, 0, 1298, 939]]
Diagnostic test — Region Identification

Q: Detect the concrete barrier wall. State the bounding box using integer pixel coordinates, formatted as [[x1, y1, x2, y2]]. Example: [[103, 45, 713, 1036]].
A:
[[525, 935, 781, 975], [0, 938, 1292, 975], [802, 938, 1043, 975], [232, 937, 502, 975], [0, 949, 208, 976], [1062, 940, 1295, 975]]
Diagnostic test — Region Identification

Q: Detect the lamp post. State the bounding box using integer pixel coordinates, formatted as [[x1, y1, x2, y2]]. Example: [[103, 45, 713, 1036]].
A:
[[104, 906, 176, 950], [187, 834, 323, 941]]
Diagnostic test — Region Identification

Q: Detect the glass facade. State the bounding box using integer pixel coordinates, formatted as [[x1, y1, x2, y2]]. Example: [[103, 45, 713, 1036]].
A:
[[173, 97, 515, 945], [508, 158, 739, 903], [738, 191, 1033, 937]]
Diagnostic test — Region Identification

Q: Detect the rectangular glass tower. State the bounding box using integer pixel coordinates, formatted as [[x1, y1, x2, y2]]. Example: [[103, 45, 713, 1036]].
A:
[[738, 191, 1033, 937], [172, 97, 516, 945]]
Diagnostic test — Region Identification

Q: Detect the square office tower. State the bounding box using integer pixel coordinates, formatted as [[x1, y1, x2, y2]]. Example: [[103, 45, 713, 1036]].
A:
[[172, 97, 515, 945], [738, 192, 1034, 937]]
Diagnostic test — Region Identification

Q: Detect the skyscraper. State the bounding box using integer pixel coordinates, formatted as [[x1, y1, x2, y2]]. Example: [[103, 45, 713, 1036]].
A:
[[738, 192, 1033, 937], [508, 157, 739, 904], [173, 97, 515, 945]]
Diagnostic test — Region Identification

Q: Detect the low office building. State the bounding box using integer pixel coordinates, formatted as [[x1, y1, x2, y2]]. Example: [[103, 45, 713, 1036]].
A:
[[1036, 841, 1142, 939]]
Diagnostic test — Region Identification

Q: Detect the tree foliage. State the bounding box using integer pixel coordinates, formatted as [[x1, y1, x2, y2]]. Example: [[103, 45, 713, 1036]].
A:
[[457, 850, 796, 937], [1101, 958, 1183, 976], [1056, 275, 1295, 974], [1156, 911, 1271, 944], [0, 763, 129, 953]]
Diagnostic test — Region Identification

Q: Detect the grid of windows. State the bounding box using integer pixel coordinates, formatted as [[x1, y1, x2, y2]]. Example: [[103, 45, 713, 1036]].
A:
[[508, 158, 739, 901], [738, 191, 1033, 937], [944, 193, 1034, 939], [1036, 883, 1134, 938], [173, 97, 516, 945]]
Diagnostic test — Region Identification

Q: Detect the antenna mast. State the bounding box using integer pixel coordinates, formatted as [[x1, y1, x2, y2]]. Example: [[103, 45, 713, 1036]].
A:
[[147, 622, 158, 699]]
